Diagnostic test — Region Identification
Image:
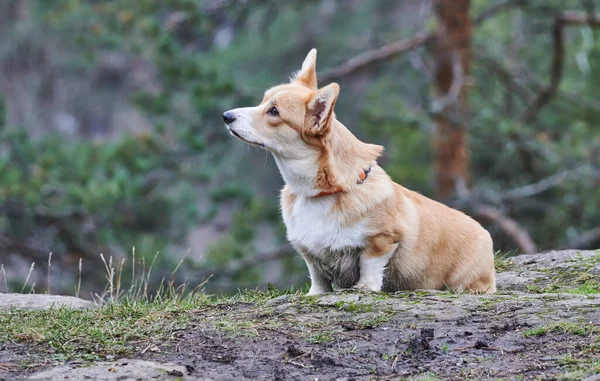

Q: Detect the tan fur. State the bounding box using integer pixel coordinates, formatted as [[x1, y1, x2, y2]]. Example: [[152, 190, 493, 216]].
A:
[[224, 49, 496, 294]]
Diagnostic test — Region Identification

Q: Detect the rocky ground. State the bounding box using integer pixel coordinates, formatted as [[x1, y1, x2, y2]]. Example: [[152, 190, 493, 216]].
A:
[[0, 250, 599, 380]]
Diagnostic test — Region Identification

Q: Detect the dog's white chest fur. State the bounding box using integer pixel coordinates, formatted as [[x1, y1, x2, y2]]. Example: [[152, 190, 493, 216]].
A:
[[283, 196, 367, 254]]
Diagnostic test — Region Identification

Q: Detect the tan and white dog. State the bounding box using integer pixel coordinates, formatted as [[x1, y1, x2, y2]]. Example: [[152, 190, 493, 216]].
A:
[[223, 49, 496, 295]]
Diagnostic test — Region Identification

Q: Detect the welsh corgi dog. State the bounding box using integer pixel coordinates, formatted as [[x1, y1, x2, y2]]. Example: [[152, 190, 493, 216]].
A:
[[223, 49, 496, 295]]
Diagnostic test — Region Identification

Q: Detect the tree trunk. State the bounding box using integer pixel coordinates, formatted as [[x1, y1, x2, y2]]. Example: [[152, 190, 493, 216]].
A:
[[432, 0, 471, 200]]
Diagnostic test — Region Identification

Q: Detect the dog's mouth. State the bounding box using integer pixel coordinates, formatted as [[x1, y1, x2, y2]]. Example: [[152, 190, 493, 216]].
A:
[[226, 126, 265, 148]]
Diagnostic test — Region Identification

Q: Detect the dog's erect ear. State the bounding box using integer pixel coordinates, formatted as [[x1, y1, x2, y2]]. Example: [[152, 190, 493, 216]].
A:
[[293, 48, 317, 90], [306, 83, 339, 136]]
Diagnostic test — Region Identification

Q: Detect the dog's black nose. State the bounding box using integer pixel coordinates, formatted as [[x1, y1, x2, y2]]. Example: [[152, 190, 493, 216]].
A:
[[223, 111, 236, 124]]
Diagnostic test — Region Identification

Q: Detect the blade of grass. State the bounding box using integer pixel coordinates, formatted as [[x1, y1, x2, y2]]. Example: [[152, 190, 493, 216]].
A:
[[21, 262, 36, 293]]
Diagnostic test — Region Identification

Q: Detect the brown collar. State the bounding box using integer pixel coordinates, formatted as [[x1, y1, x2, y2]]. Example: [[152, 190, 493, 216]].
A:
[[313, 166, 371, 198]]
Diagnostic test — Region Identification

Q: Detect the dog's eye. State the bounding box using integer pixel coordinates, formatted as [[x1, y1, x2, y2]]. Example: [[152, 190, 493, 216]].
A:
[[267, 106, 279, 117]]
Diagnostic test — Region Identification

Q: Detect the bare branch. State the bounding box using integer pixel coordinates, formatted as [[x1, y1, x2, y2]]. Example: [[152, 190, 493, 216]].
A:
[[319, 32, 434, 83], [319, 0, 524, 83], [551, 86, 600, 114], [560, 10, 600, 26], [430, 52, 465, 121], [519, 18, 565, 124], [473, 0, 525, 24], [520, 11, 600, 124], [480, 53, 600, 114], [0, 200, 106, 262], [472, 205, 537, 254], [501, 165, 598, 201], [452, 187, 537, 254], [0, 235, 50, 263], [477, 55, 532, 103]]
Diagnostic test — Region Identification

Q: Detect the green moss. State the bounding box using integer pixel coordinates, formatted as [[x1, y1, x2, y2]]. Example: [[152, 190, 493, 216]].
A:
[[526, 253, 600, 294], [372, 293, 392, 301], [334, 301, 374, 313], [478, 296, 512, 309], [307, 331, 334, 344], [354, 310, 397, 329], [400, 290, 434, 297], [565, 282, 600, 295]]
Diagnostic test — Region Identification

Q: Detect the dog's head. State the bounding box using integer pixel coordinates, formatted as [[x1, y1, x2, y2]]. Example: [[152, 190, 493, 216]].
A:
[[222, 49, 339, 156]]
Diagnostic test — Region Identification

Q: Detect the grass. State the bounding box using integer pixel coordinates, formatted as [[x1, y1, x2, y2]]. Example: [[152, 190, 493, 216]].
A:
[[356, 310, 397, 328], [0, 298, 206, 361], [0, 248, 312, 361], [556, 356, 600, 380], [2, 271, 404, 358], [527, 277, 600, 295], [566, 282, 600, 295], [0, 286, 309, 362], [558, 366, 600, 381], [214, 319, 260, 337], [441, 342, 449, 353], [2, 249, 599, 375], [306, 331, 334, 344], [408, 372, 438, 381], [523, 322, 600, 338], [0, 250, 214, 362], [494, 250, 516, 272], [214, 284, 304, 305], [334, 300, 374, 312]]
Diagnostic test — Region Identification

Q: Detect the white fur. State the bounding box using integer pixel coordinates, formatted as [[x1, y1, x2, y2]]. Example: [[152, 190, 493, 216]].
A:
[[354, 246, 397, 292], [272, 154, 321, 197], [305, 261, 333, 295], [284, 196, 367, 254]]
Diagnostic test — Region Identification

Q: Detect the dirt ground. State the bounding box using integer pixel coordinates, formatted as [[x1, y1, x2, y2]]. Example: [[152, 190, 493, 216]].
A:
[[1, 250, 599, 380], [146, 291, 600, 380]]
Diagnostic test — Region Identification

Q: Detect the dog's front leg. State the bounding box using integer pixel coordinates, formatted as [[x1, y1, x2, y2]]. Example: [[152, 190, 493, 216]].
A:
[[354, 246, 397, 292], [305, 260, 333, 295]]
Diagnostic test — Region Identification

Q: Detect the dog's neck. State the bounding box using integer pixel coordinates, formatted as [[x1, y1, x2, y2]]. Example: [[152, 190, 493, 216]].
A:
[[272, 119, 383, 198]]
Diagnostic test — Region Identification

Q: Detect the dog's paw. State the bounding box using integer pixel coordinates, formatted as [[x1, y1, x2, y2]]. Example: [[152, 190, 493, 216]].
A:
[[306, 288, 328, 296], [352, 282, 381, 293]]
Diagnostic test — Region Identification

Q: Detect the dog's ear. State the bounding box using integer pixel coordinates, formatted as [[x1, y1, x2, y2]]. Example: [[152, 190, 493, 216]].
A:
[[306, 83, 339, 135], [293, 49, 317, 90]]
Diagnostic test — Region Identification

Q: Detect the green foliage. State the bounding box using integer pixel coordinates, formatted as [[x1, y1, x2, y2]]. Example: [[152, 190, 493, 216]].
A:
[[470, 2, 600, 249], [0, 1, 264, 291], [361, 79, 433, 192], [0, 127, 203, 256], [0, 97, 5, 128]]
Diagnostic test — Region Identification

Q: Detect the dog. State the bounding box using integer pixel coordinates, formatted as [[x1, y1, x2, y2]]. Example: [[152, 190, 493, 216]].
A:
[[223, 49, 496, 295]]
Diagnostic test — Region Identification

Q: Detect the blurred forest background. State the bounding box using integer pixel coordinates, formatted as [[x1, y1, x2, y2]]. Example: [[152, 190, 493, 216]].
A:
[[1, 0, 600, 298]]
